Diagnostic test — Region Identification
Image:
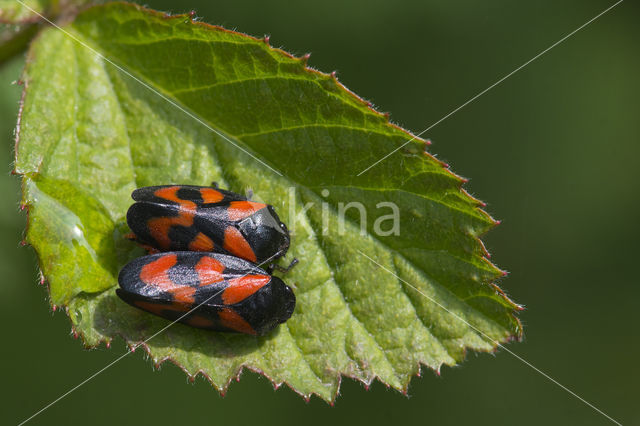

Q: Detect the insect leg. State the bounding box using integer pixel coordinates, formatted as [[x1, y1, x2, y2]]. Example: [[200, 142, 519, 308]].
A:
[[267, 258, 299, 274]]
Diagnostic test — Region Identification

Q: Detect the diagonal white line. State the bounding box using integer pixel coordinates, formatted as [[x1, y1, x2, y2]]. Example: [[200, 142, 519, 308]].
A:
[[14, 0, 283, 177], [17, 250, 284, 425], [17, 287, 227, 426], [356, 0, 624, 176], [12, 0, 625, 424], [357, 250, 623, 426], [18, 347, 133, 426]]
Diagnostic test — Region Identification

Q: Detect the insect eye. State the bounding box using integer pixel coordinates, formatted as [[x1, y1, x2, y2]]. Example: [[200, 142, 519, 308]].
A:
[[278, 221, 289, 235]]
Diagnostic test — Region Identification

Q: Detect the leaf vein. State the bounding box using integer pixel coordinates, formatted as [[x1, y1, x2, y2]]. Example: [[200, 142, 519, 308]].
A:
[[302, 202, 401, 382]]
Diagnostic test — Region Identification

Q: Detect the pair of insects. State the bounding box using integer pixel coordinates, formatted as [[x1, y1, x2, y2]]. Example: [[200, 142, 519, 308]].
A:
[[117, 185, 296, 336]]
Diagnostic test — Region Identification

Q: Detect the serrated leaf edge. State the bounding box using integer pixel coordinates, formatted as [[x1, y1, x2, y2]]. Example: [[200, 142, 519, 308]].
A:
[[12, 1, 523, 403]]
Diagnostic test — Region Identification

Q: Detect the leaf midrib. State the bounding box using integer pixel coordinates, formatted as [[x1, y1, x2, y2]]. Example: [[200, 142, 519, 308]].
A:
[[95, 43, 140, 191]]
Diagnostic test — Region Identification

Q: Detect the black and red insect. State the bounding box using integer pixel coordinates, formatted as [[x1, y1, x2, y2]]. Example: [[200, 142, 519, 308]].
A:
[[126, 185, 289, 264], [117, 252, 296, 336]]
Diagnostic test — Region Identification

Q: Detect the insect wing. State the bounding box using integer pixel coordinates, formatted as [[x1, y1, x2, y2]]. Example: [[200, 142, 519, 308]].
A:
[[117, 252, 294, 335], [127, 185, 290, 263], [131, 185, 246, 205]]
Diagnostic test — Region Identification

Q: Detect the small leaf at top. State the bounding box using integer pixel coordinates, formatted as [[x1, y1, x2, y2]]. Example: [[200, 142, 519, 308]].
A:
[[0, 0, 94, 24], [0, 0, 49, 23]]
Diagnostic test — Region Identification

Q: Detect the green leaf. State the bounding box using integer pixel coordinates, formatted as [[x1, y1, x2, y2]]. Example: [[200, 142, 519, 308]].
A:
[[0, 0, 94, 24], [14, 3, 521, 401], [0, 0, 48, 23]]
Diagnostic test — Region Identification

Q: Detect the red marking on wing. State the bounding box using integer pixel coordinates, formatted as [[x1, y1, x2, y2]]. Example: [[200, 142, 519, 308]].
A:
[[133, 300, 168, 316], [140, 254, 177, 288], [154, 186, 184, 205], [227, 201, 267, 221], [168, 301, 192, 313], [222, 275, 270, 305], [147, 218, 175, 249], [148, 187, 198, 249], [139, 254, 196, 303], [200, 187, 224, 204], [194, 256, 225, 286], [184, 315, 215, 328], [223, 227, 257, 262], [189, 232, 214, 251], [133, 300, 191, 318], [168, 286, 197, 304], [219, 308, 256, 335]]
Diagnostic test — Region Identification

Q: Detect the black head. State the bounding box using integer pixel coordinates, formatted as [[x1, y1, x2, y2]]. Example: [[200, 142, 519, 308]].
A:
[[270, 276, 296, 324], [270, 205, 290, 254], [238, 205, 290, 263], [247, 276, 296, 336]]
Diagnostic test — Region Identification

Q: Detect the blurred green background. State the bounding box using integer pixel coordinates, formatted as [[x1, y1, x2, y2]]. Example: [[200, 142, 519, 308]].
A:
[[1, 0, 638, 424]]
